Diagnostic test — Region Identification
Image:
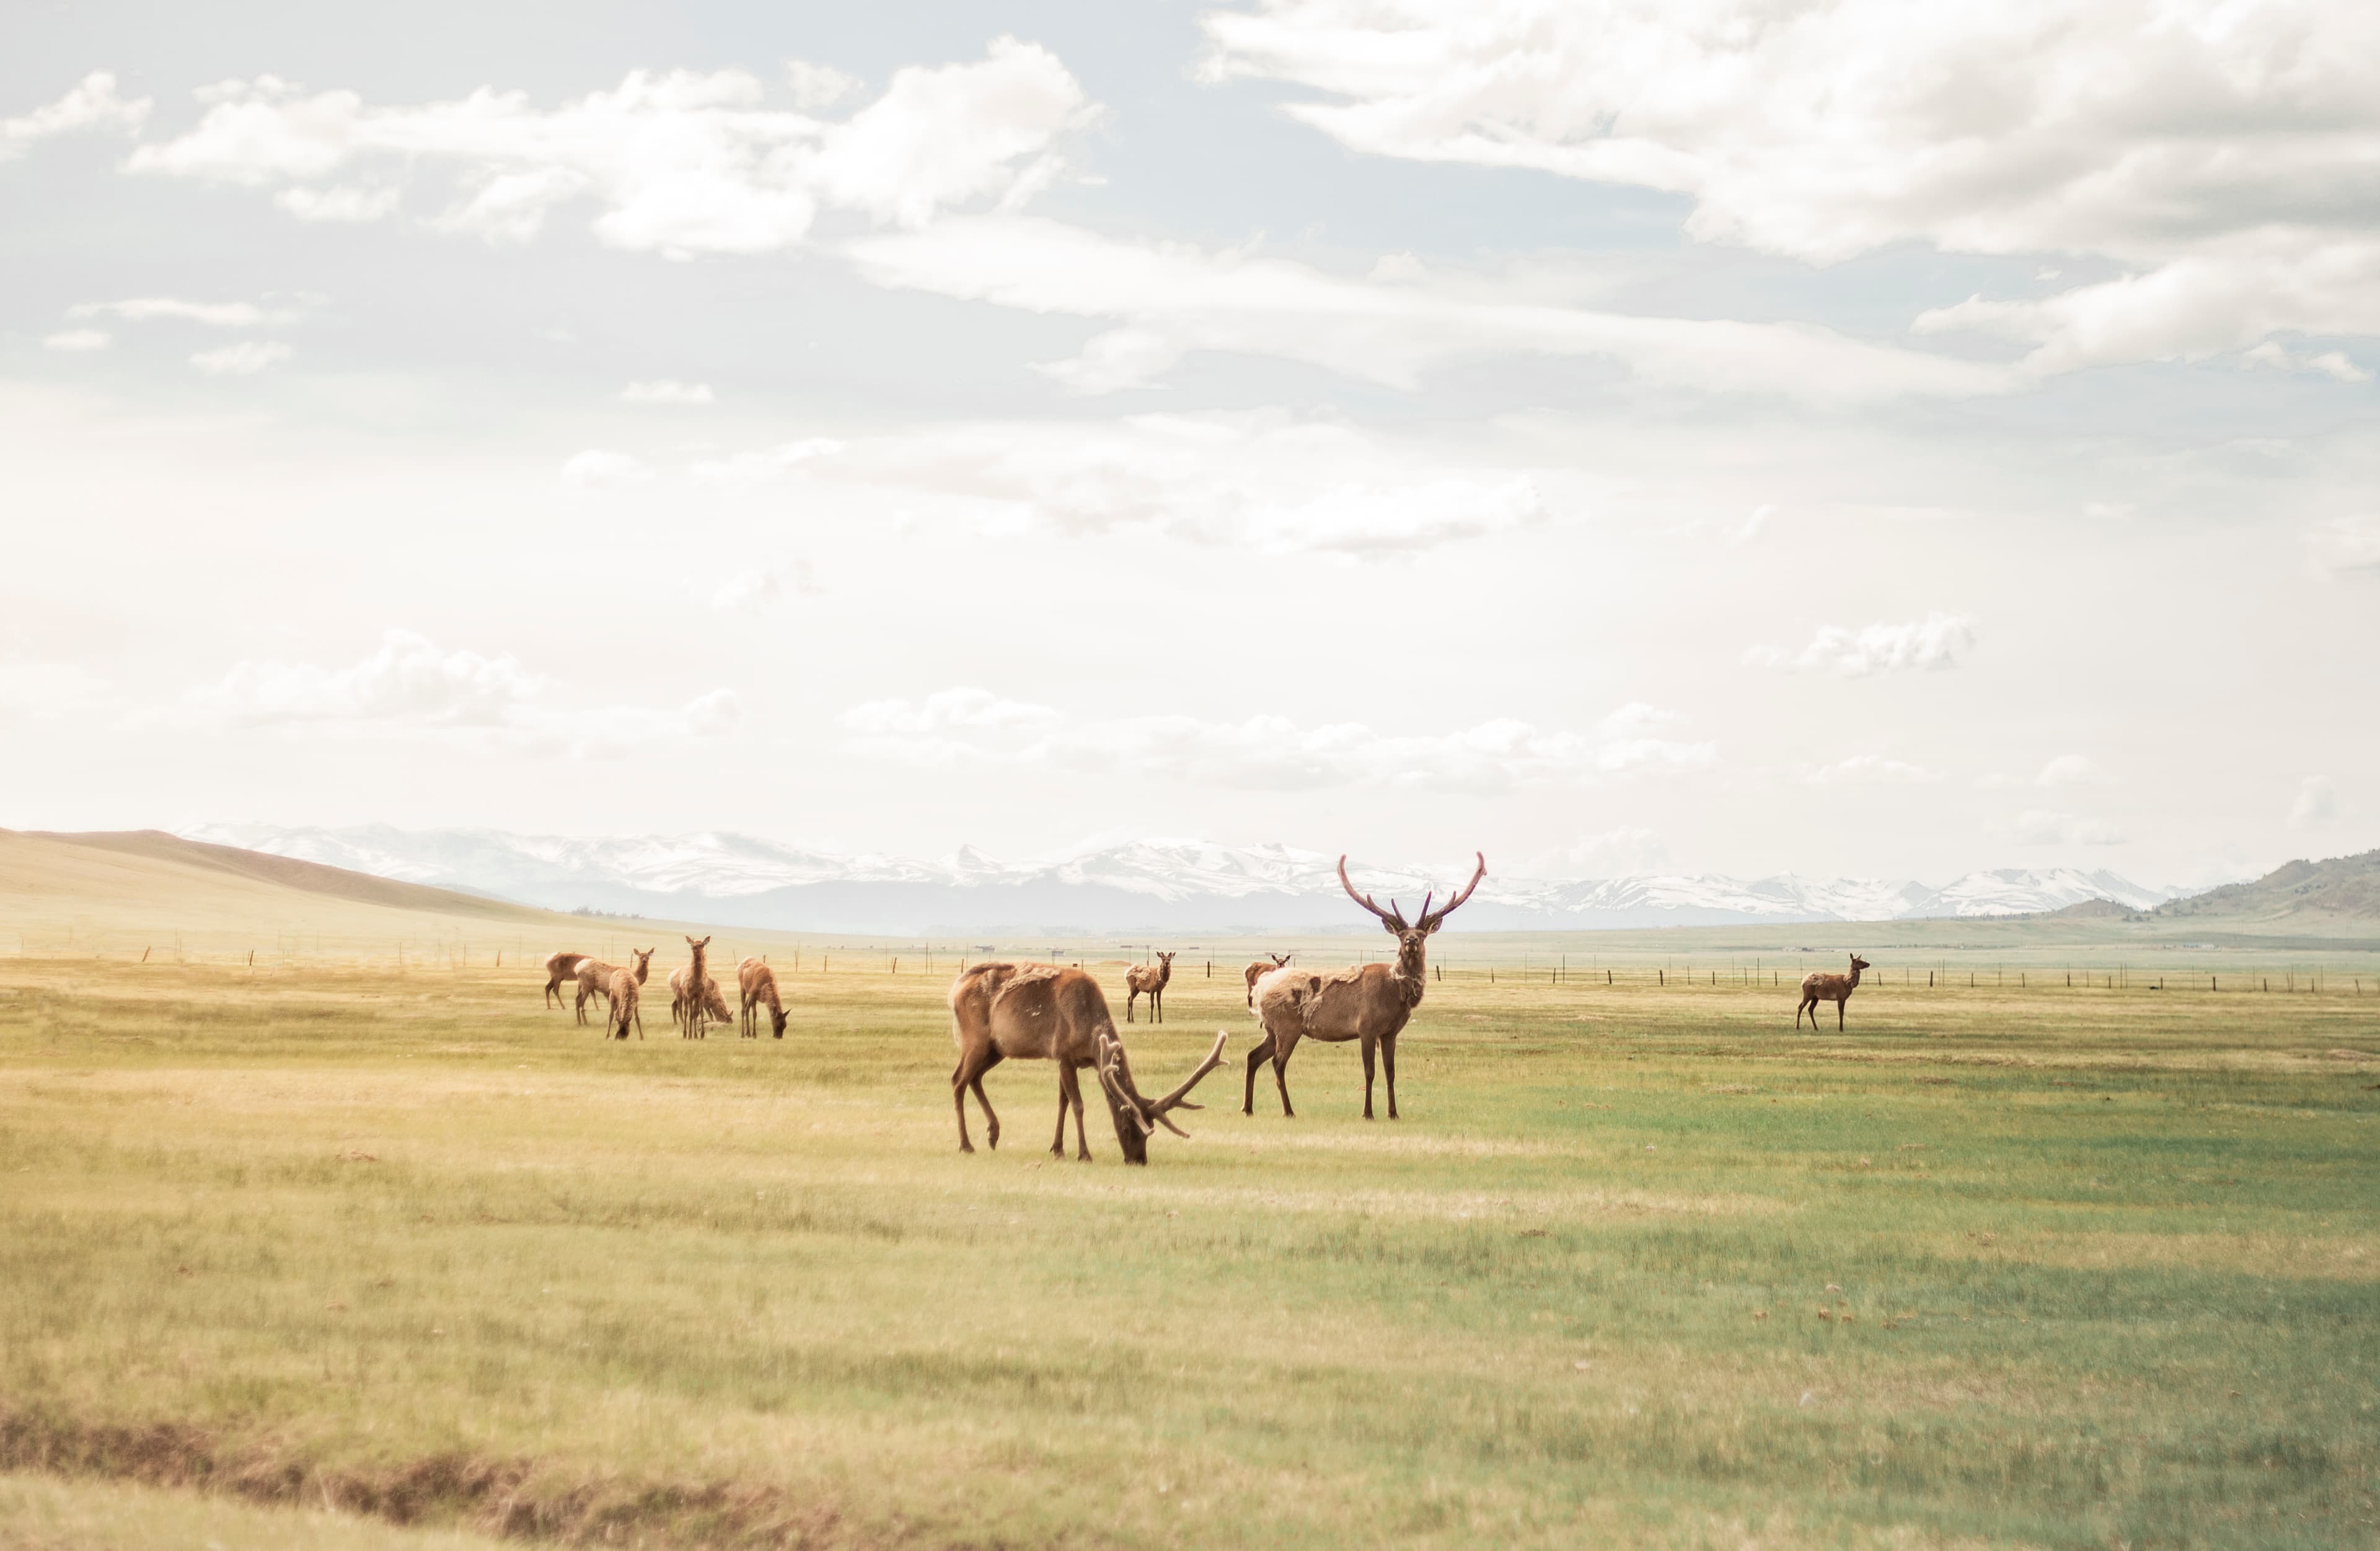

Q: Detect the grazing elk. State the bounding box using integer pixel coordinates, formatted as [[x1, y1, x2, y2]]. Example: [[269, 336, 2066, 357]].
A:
[[571, 947, 653, 1026], [948, 961, 1227, 1164], [1243, 953, 1292, 1009], [1247, 853, 1485, 1121], [1796, 954, 1872, 1030], [669, 966, 734, 1038], [738, 956, 787, 1038], [1124, 950, 1175, 1023], [543, 952, 591, 1009], [606, 967, 643, 1040]]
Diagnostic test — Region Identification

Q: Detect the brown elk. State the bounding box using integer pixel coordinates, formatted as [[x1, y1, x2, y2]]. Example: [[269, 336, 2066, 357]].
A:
[[669, 966, 734, 1038], [948, 961, 1227, 1164], [571, 947, 653, 1025], [1124, 950, 1175, 1023], [738, 956, 787, 1038], [543, 951, 591, 1009], [1243, 952, 1292, 1009], [1796, 954, 1872, 1030], [677, 935, 718, 1038], [606, 968, 643, 1040], [1246, 853, 1484, 1120]]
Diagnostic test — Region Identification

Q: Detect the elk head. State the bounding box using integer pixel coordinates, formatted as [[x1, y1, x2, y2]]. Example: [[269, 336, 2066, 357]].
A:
[[1092, 1029, 1228, 1165], [1850, 954, 1872, 974], [1338, 852, 1487, 979], [630, 947, 654, 980]]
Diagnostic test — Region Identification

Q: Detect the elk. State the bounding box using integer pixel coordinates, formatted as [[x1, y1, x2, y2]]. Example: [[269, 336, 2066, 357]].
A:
[[543, 952, 591, 1009], [1796, 954, 1872, 1030], [1243, 953, 1292, 1009], [571, 947, 653, 1025], [1246, 853, 1484, 1121], [1124, 950, 1175, 1023], [669, 966, 734, 1038], [676, 935, 718, 1038], [606, 968, 643, 1040], [738, 956, 787, 1038], [948, 961, 1227, 1164]]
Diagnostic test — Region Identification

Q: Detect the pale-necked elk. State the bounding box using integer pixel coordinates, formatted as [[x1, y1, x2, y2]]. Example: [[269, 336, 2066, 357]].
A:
[[670, 966, 734, 1038], [544, 952, 591, 1009], [677, 935, 718, 1038], [571, 947, 653, 1026], [1246, 853, 1484, 1121], [1124, 950, 1175, 1023], [1243, 953, 1292, 1009], [948, 961, 1227, 1164], [738, 957, 787, 1038], [1796, 954, 1872, 1030], [606, 968, 643, 1040]]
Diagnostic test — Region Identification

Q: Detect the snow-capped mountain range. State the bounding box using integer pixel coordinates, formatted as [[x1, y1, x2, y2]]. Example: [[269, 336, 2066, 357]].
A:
[[178, 825, 2186, 935]]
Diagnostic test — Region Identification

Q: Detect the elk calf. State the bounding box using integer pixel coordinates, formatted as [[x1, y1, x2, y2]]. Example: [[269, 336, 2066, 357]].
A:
[[1124, 950, 1175, 1023], [1796, 954, 1872, 1031], [606, 968, 643, 1040], [738, 957, 787, 1038]]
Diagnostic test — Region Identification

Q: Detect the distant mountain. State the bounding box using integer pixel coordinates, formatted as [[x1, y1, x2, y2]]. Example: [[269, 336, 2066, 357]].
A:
[[2148, 848, 2380, 924], [179, 825, 2185, 935]]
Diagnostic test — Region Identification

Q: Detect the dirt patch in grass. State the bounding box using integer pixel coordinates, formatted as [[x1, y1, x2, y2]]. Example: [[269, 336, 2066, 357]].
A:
[[0, 1410, 867, 1549]]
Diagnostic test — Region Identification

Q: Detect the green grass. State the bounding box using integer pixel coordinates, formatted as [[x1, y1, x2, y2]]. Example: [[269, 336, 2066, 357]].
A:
[[1, 957, 2375, 1549]]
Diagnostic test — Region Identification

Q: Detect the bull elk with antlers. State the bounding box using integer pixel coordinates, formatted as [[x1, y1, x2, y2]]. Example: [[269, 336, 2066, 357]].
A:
[[948, 961, 1227, 1164], [1246, 853, 1485, 1121]]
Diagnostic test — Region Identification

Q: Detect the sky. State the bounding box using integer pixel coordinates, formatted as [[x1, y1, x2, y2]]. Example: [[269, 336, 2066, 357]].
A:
[[2, 0, 2374, 889]]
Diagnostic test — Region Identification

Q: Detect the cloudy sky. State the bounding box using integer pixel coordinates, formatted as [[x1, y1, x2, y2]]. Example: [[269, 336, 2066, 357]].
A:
[[3, 0, 2374, 888]]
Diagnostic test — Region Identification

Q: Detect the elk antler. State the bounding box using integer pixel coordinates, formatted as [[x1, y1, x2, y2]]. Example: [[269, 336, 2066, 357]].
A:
[[1095, 1030, 1228, 1140], [1338, 855, 1408, 929], [1416, 852, 1487, 932]]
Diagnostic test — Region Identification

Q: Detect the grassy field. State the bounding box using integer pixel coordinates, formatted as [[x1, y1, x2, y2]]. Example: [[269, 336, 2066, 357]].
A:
[[1, 948, 2376, 1550]]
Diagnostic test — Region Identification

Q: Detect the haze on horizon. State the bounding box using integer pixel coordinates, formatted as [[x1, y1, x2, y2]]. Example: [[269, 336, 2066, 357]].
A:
[[3, 0, 2374, 894]]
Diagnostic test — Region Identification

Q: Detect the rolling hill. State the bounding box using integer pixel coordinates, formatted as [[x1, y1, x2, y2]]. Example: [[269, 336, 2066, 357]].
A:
[[2148, 848, 2380, 927]]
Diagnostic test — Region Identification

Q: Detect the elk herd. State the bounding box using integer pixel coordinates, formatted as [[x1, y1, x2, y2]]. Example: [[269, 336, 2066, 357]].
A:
[[538, 851, 1877, 1166]]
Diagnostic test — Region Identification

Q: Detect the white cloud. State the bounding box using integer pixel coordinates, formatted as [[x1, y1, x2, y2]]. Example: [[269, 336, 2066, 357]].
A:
[[710, 568, 781, 612], [42, 329, 110, 352], [688, 437, 844, 488], [2241, 340, 2371, 384], [622, 379, 715, 405], [849, 216, 2010, 403], [2307, 516, 2380, 577], [2011, 809, 2128, 847], [786, 61, 862, 112], [125, 40, 1091, 257], [2288, 776, 2336, 829], [560, 449, 654, 487], [1804, 754, 1939, 785], [2035, 754, 2116, 787], [1745, 612, 1977, 676], [1, 71, 149, 161], [189, 340, 292, 376], [187, 629, 542, 727], [1725, 505, 1774, 548], [1201, 1, 2380, 371], [796, 411, 1549, 555], [681, 687, 744, 736], [1523, 825, 1670, 878], [275, 183, 400, 222], [69, 296, 295, 327], [840, 689, 1711, 792]]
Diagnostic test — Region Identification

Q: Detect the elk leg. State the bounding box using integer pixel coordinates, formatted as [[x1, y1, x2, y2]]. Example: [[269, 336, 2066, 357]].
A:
[[1272, 1029, 1300, 1118], [1837, 997, 1845, 1032], [1060, 1061, 1091, 1161], [974, 1050, 1003, 1150], [953, 1048, 1003, 1153], [1360, 1033, 1377, 1120], [1242, 1031, 1276, 1115], [1154, 988, 1163, 1023], [1382, 1033, 1399, 1120]]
